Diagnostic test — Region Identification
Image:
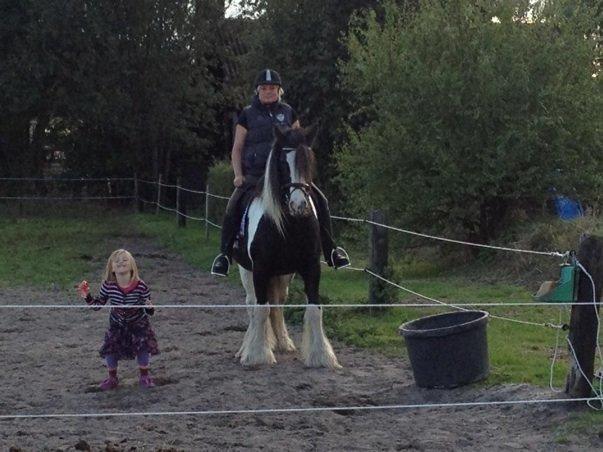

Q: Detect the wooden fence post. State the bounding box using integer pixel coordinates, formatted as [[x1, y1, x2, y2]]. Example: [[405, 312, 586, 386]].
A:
[[106, 177, 112, 209], [133, 173, 141, 213], [205, 183, 210, 239], [177, 178, 186, 227], [369, 209, 389, 306], [565, 235, 603, 398], [155, 174, 162, 214]]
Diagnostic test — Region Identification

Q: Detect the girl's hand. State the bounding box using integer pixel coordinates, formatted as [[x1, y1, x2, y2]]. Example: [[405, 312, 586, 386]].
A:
[[76, 280, 90, 299], [145, 299, 155, 316]]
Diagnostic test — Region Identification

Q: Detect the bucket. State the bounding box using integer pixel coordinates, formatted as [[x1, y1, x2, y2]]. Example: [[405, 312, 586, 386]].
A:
[[399, 310, 490, 388]]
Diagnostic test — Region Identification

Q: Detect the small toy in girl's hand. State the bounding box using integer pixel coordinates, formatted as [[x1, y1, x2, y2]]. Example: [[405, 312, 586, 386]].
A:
[[76, 280, 90, 298]]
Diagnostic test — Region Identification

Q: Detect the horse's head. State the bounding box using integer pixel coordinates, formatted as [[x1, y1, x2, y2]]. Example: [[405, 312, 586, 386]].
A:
[[261, 125, 317, 232]]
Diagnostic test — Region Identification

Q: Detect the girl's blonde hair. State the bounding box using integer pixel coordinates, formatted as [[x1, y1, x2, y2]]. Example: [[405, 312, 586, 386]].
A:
[[102, 249, 140, 283]]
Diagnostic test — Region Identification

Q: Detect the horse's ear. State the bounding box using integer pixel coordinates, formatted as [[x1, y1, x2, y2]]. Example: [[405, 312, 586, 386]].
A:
[[273, 124, 288, 143], [303, 123, 319, 148]]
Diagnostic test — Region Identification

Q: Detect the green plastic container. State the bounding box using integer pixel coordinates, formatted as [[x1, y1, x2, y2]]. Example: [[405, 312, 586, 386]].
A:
[[535, 264, 578, 303]]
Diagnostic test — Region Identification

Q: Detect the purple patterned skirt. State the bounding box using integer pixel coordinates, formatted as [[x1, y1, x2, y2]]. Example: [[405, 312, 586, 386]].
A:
[[99, 316, 160, 360]]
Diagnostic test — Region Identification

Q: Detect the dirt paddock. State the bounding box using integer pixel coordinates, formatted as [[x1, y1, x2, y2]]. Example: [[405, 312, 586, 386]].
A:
[[0, 236, 599, 451]]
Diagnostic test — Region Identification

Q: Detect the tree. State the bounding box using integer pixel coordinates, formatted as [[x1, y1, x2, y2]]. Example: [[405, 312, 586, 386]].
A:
[[338, 0, 602, 243], [0, 0, 229, 182], [234, 0, 384, 193]]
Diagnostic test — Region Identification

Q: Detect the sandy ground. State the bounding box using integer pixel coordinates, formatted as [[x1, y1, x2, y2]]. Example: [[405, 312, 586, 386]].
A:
[[0, 236, 601, 451]]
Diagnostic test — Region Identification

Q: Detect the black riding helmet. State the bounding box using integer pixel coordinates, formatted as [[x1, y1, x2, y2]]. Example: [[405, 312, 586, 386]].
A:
[[255, 69, 282, 87]]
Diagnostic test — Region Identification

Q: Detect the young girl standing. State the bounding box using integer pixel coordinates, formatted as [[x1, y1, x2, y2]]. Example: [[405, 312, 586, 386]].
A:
[[77, 249, 159, 390]]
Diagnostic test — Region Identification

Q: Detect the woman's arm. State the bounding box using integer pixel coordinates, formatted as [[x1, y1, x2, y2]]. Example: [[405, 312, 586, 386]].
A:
[[231, 124, 247, 187]]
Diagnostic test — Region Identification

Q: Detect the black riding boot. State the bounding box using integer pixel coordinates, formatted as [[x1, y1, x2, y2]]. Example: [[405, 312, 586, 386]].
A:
[[211, 187, 246, 276], [311, 185, 351, 269]]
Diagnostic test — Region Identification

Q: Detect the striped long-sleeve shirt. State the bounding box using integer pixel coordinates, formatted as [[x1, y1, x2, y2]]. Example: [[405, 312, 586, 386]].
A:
[[86, 279, 153, 325]]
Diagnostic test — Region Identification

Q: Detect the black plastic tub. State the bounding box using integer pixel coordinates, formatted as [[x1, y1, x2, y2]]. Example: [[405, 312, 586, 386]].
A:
[[399, 310, 490, 389]]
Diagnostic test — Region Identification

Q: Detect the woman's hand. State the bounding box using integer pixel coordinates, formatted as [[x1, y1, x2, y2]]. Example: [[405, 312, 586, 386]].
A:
[[76, 280, 89, 299], [233, 175, 245, 187]]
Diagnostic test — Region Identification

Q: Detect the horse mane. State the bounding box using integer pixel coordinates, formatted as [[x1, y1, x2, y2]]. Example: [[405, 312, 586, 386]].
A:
[[261, 142, 286, 236]]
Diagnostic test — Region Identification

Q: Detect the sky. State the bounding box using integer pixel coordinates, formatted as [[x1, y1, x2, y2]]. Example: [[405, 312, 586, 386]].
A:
[[225, 0, 243, 18]]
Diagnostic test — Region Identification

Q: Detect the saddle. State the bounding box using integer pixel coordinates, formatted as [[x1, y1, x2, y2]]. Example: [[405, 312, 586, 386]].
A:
[[233, 178, 262, 253]]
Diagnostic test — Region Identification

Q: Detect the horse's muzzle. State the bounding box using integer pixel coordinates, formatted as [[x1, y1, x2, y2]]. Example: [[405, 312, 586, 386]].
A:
[[288, 198, 312, 217], [283, 182, 313, 217]]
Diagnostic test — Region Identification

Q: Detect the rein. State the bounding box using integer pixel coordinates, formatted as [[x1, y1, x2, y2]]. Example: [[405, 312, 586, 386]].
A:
[[282, 182, 311, 197]]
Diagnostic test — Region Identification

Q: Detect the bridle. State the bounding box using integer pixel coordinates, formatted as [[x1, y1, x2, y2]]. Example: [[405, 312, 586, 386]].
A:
[[281, 146, 312, 202]]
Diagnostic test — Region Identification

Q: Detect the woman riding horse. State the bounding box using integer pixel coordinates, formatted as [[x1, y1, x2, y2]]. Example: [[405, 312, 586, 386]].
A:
[[211, 69, 350, 276]]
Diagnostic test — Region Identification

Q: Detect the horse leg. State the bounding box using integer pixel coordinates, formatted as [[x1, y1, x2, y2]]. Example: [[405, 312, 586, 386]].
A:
[[235, 266, 255, 360], [239, 269, 276, 367], [300, 263, 341, 369], [269, 274, 296, 353]]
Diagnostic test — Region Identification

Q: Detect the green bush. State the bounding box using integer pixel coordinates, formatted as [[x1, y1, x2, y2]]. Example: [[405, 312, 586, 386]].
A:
[[206, 160, 233, 225], [493, 212, 603, 283], [338, 0, 602, 244]]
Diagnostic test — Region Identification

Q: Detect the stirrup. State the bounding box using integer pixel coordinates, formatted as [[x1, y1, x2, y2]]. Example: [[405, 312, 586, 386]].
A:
[[331, 247, 351, 270], [211, 254, 231, 277]]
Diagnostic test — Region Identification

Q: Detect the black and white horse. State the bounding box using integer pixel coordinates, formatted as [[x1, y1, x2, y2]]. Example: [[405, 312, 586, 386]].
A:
[[233, 125, 341, 369]]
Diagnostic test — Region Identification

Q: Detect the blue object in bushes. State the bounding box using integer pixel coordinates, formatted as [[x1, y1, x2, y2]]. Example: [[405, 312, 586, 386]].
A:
[[553, 195, 583, 220]]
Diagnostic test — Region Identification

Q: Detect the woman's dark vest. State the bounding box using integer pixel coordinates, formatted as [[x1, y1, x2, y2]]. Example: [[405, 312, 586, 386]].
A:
[[242, 96, 295, 178]]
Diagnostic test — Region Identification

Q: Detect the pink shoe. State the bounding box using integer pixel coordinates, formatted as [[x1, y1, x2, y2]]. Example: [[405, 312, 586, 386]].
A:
[[99, 376, 119, 391], [139, 374, 155, 388]]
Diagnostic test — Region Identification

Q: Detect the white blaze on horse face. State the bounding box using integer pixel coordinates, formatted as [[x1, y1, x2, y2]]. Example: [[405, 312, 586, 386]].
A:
[[286, 150, 309, 216]]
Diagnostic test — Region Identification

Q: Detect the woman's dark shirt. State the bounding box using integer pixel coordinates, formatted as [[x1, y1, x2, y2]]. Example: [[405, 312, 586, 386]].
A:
[[237, 95, 297, 178]]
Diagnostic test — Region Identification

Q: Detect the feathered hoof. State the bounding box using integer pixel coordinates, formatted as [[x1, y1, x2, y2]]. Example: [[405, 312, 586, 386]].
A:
[[302, 350, 342, 370], [235, 328, 251, 359], [274, 338, 297, 354], [240, 350, 276, 368]]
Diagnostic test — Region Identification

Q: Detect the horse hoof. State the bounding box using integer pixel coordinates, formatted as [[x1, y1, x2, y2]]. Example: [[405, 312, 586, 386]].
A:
[[275, 342, 297, 354], [240, 358, 276, 369], [303, 354, 342, 370], [242, 363, 263, 371]]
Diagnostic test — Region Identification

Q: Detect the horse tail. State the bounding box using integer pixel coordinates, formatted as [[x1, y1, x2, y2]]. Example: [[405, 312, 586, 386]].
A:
[[261, 148, 285, 236]]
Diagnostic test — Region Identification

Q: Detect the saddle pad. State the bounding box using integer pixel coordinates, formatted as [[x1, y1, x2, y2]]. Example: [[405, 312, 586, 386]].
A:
[[239, 203, 250, 238]]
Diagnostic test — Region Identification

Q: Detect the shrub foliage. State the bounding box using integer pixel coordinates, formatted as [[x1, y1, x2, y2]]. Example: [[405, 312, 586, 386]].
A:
[[338, 0, 602, 242]]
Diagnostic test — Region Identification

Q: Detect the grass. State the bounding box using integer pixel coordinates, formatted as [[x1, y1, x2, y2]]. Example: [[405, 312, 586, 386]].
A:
[[3, 208, 602, 394], [0, 211, 134, 288], [132, 212, 222, 273]]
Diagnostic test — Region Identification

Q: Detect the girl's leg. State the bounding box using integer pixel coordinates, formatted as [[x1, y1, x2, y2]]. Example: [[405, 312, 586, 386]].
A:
[[137, 351, 150, 368], [106, 354, 118, 371], [100, 355, 119, 390], [137, 351, 155, 388]]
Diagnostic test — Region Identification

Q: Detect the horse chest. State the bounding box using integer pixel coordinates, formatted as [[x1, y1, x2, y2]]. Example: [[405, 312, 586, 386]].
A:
[[250, 216, 320, 271]]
